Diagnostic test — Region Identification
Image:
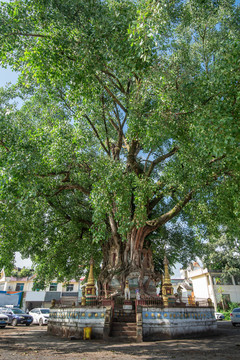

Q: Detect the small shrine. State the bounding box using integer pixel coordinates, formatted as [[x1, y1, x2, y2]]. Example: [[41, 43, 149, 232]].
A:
[[85, 258, 96, 305], [48, 255, 216, 341], [162, 256, 175, 306]]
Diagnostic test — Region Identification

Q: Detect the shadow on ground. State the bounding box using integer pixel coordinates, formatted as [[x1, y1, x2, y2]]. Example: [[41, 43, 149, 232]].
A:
[[0, 322, 240, 360]]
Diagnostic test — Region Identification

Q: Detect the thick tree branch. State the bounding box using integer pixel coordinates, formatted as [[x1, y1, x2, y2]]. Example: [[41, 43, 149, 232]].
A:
[[126, 79, 131, 95], [84, 114, 110, 156], [127, 139, 143, 175], [52, 184, 90, 197], [76, 218, 92, 227], [146, 146, 179, 177], [46, 198, 71, 222], [147, 181, 166, 214], [146, 158, 231, 232], [108, 113, 120, 132], [46, 198, 91, 227], [101, 69, 125, 94], [57, 88, 76, 115], [147, 193, 164, 214], [121, 113, 128, 130], [113, 103, 121, 127], [101, 95, 111, 155], [95, 75, 127, 113], [109, 213, 121, 247], [209, 154, 226, 164], [146, 190, 193, 229], [143, 150, 153, 173], [122, 135, 130, 152], [77, 161, 92, 174]]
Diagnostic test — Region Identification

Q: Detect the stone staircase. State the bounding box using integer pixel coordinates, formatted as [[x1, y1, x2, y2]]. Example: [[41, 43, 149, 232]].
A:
[[111, 307, 137, 341]]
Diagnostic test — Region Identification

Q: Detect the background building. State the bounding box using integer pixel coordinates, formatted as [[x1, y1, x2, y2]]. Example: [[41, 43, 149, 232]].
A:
[[181, 262, 240, 310], [0, 268, 85, 310]]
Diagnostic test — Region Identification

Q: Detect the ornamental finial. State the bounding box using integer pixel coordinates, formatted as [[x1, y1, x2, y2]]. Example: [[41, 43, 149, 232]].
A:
[[87, 257, 95, 286]]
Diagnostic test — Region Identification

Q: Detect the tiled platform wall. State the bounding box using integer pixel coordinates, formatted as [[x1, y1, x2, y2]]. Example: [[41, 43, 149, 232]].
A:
[[48, 306, 217, 340], [48, 307, 108, 339], [142, 307, 217, 340]]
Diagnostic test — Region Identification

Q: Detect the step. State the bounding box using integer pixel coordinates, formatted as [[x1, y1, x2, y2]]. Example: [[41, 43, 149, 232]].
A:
[[111, 328, 136, 337], [111, 330, 136, 337], [111, 320, 137, 338], [113, 317, 136, 323], [112, 325, 136, 331], [112, 326, 136, 334], [114, 310, 135, 315], [108, 336, 137, 342], [114, 311, 136, 319], [114, 311, 135, 315], [112, 321, 136, 329]]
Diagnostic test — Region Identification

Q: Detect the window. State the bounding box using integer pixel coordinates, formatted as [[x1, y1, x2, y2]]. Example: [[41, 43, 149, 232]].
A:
[[233, 308, 240, 313], [12, 309, 24, 314], [0, 309, 7, 314], [66, 284, 74, 292], [15, 283, 24, 291], [40, 309, 50, 314], [49, 283, 57, 291]]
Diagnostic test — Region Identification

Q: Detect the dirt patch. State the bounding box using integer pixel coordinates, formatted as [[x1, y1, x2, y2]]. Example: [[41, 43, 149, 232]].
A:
[[0, 322, 240, 360]]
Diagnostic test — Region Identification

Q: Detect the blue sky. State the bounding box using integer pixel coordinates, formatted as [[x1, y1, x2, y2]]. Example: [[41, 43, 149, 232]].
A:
[[0, 66, 19, 86]]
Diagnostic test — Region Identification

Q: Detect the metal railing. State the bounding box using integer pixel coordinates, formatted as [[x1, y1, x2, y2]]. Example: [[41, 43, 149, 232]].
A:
[[52, 293, 213, 309], [135, 296, 212, 308]]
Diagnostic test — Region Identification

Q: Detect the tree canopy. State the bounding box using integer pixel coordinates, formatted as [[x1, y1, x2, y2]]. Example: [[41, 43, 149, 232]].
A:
[[0, 0, 239, 287], [203, 233, 240, 277]]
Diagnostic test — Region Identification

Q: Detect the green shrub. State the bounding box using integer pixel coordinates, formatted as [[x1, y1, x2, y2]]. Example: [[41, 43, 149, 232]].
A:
[[218, 302, 239, 320]]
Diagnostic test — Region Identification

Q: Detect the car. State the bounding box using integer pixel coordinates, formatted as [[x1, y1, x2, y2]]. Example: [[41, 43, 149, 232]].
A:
[[29, 308, 50, 326], [230, 307, 240, 327], [215, 312, 225, 320], [0, 307, 33, 326], [0, 312, 9, 328]]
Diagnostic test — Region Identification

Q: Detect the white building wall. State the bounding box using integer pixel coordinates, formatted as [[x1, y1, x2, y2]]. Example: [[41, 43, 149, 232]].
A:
[[25, 281, 34, 291], [184, 265, 240, 310], [191, 276, 209, 299], [45, 281, 79, 292], [214, 285, 240, 304]]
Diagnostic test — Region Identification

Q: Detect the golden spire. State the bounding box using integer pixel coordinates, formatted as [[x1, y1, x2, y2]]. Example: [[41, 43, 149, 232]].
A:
[[87, 258, 95, 286], [162, 255, 174, 306], [163, 256, 171, 284]]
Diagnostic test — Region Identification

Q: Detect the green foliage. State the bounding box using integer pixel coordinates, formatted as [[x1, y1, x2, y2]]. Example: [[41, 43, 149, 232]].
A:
[[218, 302, 239, 321], [203, 234, 240, 277], [9, 267, 34, 278], [152, 218, 203, 273], [0, 0, 239, 282]]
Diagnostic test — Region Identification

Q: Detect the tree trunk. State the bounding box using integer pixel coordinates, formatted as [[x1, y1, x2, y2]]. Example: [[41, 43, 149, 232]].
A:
[[98, 226, 160, 298]]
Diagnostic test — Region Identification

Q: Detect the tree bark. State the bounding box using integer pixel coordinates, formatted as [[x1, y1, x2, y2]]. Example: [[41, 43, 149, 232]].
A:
[[98, 226, 160, 298]]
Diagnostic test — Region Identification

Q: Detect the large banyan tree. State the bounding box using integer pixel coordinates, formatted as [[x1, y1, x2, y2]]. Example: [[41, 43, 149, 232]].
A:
[[0, 0, 239, 294]]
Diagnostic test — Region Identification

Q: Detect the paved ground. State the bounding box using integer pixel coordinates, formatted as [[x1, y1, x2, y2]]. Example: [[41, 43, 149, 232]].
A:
[[0, 321, 240, 360]]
